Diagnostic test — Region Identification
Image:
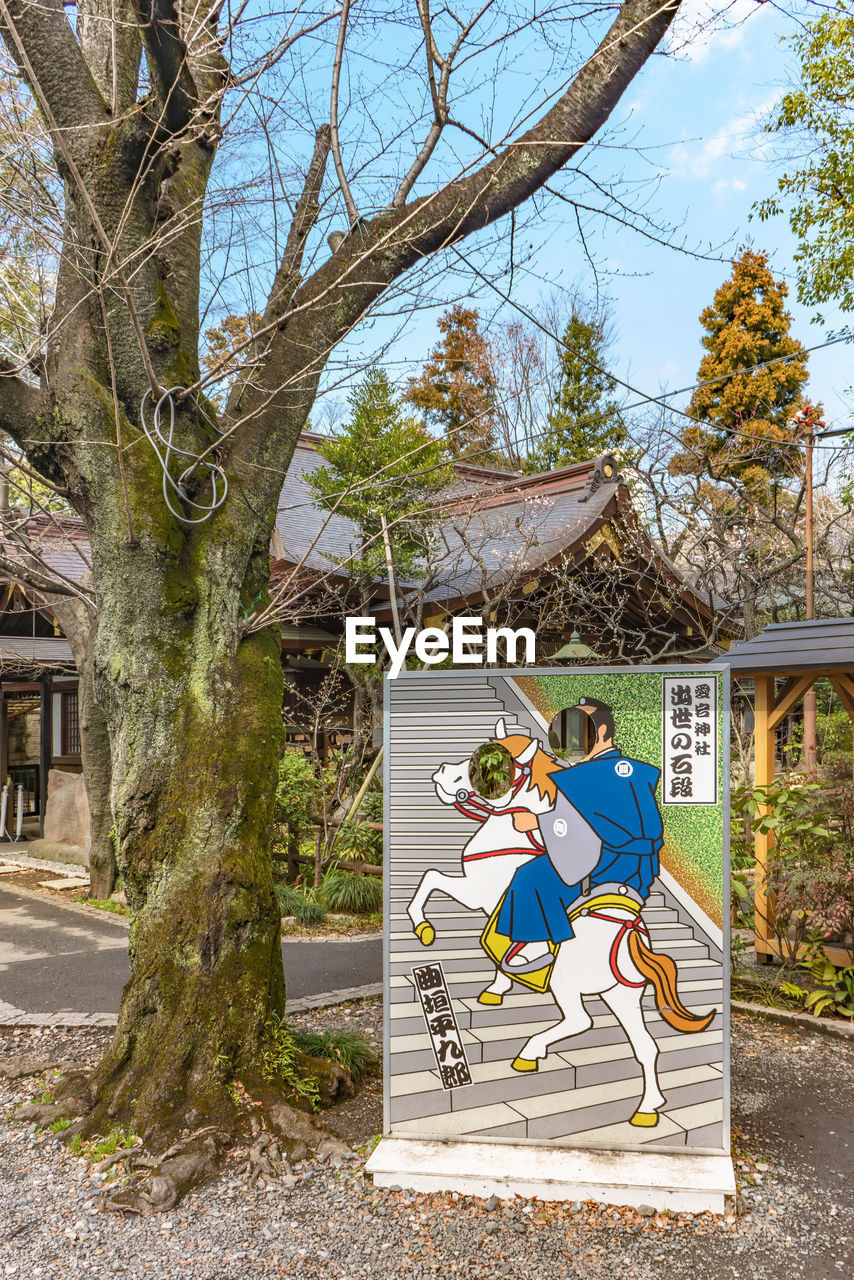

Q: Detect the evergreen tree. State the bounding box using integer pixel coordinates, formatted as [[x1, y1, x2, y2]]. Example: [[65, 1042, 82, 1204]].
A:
[[527, 310, 625, 472], [405, 305, 498, 457], [674, 249, 808, 486], [306, 368, 451, 576]]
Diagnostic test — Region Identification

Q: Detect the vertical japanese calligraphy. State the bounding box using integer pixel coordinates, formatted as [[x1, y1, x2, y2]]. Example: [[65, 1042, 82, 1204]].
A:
[[662, 675, 719, 805], [412, 962, 473, 1090]]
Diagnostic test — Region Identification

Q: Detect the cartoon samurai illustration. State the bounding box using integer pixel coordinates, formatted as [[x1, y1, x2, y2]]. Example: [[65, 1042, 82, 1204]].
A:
[[493, 697, 664, 982], [406, 701, 716, 1127]]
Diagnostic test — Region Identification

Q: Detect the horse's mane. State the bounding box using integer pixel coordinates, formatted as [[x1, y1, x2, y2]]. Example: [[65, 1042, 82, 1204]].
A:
[[494, 733, 560, 803]]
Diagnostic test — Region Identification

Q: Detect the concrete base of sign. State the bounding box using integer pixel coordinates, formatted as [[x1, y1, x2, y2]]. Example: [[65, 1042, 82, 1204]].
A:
[[366, 1138, 735, 1215]]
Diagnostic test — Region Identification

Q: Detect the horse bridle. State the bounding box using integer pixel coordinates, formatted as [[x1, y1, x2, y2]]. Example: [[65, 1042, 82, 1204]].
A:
[[453, 759, 545, 852]]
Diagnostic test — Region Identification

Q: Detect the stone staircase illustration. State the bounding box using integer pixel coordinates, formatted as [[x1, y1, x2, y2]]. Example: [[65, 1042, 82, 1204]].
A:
[[386, 673, 725, 1152]]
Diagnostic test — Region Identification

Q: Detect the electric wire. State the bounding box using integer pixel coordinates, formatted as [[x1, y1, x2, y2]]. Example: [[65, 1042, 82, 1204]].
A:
[[139, 388, 229, 525]]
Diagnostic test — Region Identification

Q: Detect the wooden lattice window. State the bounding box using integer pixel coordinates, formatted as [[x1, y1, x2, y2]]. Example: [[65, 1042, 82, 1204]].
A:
[[61, 690, 81, 756]]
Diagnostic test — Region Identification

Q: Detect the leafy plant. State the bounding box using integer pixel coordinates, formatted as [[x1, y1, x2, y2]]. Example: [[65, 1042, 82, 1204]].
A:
[[49, 1117, 71, 1133], [470, 742, 513, 800], [319, 869, 382, 914], [798, 948, 854, 1018], [335, 817, 382, 865], [360, 787, 383, 823], [292, 1029, 378, 1083], [732, 776, 854, 955], [275, 883, 326, 925], [260, 1013, 321, 1109], [274, 749, 323, 844]]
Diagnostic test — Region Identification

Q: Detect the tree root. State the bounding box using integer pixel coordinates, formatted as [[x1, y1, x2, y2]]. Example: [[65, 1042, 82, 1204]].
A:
[[9, 1054, 361, 1215]]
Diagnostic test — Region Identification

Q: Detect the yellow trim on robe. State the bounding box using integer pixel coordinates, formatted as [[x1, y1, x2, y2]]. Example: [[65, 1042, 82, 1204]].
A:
[[480, 892, 643, 994]]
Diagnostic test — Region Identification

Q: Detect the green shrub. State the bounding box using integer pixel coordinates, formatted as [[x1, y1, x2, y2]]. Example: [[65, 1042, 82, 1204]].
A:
[[260, 1013, 320, 1109], [360, 786, 383, 822], [275, 883, 326, 924], [319, 869, 382, 914], [335, 817, 382, 865], [732, 776, 854, 952], [292, 1028, 379, 1082]]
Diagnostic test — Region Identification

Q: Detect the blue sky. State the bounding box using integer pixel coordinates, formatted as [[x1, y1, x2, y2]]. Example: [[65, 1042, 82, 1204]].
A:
[[323, 2, 852, 434], [606, 0, 850, 424]]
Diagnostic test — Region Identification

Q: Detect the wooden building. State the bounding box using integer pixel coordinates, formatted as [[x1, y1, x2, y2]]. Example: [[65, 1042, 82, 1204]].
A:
[[0, 436, 735, 826]]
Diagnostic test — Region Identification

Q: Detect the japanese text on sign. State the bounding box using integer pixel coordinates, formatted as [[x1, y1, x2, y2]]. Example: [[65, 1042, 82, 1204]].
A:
[[412, 962, 473, 1090], [662, 675, 718, 805]]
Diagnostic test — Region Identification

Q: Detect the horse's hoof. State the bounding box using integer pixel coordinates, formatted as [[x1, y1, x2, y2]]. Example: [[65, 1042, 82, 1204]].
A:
[[630, 1111, 660, 1128], [478, 991, 504, 1006], [415, 922, 435, 946], [511, 1056, 538, 1072]]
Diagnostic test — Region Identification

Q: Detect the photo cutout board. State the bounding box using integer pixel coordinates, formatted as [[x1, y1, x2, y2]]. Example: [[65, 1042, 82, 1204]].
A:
[[384, 666, 729, 1155]]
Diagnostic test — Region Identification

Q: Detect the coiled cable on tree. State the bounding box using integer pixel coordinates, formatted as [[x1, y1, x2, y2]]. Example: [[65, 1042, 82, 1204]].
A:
[[140, 387, 229, 525]]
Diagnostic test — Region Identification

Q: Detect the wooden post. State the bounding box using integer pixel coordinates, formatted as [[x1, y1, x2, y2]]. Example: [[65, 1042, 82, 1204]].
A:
[[39, 680, 51, 838], [0, 689, 7, 821], [753, 675, 776, 963], [801, 409, 818, 770]]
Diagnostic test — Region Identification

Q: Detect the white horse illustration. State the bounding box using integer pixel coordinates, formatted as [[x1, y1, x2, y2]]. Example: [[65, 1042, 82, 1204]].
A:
[[406, 719, 715, 1127]]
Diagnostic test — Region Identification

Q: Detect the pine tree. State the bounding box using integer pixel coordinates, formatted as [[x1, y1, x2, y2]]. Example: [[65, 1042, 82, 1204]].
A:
[[674, 249, 808, 485], [405, 305, 498, 457], [527, 310, 625, 472], [306, 368, 451, 576]]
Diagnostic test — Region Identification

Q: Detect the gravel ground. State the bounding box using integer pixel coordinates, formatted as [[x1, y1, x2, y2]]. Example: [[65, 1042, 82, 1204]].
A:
[[0, 1007, 851, 1280]]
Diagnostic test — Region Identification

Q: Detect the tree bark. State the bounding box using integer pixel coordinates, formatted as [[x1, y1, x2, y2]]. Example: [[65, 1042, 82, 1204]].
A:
[[83, 530, 286, 1139]]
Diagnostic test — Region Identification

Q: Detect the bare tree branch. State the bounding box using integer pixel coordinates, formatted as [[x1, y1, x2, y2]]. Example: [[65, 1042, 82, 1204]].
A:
[[329, 0, 358, 227], [0, 363, 44, 446], [133, 0, 199, 135]]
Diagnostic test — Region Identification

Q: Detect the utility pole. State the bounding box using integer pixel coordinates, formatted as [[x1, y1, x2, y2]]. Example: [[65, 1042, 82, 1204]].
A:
[[796, 403, 825, 773], [379, 513, 403, 650]]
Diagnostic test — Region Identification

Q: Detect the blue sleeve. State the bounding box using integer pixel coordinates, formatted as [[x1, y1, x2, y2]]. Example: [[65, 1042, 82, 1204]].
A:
[[555, 765, 663, 855]]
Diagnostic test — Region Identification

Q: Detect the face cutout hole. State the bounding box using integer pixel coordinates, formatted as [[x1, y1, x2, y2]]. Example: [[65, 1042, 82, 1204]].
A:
[[548, 707, 592, 762], [470, 742, 514, 800]]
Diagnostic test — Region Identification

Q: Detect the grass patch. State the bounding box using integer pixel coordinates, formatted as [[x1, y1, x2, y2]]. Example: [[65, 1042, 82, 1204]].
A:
[[319, 869, 382, 915], [49, 1117, 71, 1133], [91, 1128, 132, 1158], [63, 1127, 136, 1159], [291, 1029, 378, 1083], [275, 883, 326, 925], [84, 898, 129, 916]]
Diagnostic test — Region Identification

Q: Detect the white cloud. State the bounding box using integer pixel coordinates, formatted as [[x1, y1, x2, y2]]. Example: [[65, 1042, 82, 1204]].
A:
[[667, 0, 761, 66], [669, 94, 779, 180]]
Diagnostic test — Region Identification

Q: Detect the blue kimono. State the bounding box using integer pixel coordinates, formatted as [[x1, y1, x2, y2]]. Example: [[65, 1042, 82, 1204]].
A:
[[496, 747, 664, 945]]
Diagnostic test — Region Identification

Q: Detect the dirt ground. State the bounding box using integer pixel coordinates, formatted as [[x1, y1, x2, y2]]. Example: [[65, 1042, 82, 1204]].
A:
[[0, 1007, 851, 1280]]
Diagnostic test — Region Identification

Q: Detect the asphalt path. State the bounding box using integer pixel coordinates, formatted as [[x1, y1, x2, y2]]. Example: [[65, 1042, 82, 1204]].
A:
[[0, 883, 381, 1015]]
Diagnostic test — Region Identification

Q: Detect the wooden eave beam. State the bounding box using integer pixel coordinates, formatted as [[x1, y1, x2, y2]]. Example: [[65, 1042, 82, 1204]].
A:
[[829, 674, 854, 722], [767, 674, 815, 732]]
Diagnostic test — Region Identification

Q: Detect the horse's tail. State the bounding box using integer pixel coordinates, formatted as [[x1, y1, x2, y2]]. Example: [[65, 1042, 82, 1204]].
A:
[[627, 929, 716, 1035]]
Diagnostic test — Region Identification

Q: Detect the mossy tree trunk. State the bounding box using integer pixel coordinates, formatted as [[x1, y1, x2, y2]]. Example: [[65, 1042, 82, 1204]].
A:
[[87, 530, 286, 1137], [0, 0, 681, 1143]]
